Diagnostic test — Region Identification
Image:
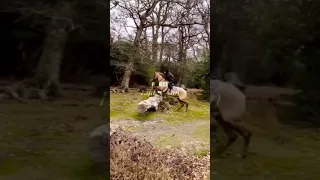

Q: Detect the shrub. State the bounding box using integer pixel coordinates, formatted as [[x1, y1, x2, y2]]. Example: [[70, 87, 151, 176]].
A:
[[110, 129, 209, 180]]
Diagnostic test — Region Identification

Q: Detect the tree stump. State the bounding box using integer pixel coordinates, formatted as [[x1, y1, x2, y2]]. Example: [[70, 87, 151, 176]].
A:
[[88, 124, 109, 165], [137, 94, 163, 113]]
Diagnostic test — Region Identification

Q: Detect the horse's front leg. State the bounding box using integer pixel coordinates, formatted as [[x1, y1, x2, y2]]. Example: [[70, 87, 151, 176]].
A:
[[153, 87, 161, 96]]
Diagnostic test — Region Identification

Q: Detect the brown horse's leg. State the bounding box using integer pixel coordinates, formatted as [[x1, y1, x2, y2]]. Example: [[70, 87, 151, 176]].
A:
[[182, 100, 189, 112], [177, 98, 184, 111], [225, 120, 252, 158], [218, 128, 238, 156], [214, 116, 238, 156], [177, 98, 189, 112]]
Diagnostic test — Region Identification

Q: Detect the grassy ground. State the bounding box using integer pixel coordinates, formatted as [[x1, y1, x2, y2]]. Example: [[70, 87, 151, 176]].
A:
[[110, 89, 210, 156], [211, 99, 320, 180], [0, 90, 108, 180], [110, 90, 209, 124], [4, 86, 315, 179]]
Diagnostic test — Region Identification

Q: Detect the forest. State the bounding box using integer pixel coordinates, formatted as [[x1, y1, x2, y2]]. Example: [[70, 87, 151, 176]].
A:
[[0, 0, 319, 179]]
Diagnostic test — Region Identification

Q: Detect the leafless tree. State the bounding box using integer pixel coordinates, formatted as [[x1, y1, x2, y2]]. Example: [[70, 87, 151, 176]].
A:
[[110, 0, 208, 89], [3, 1, 79, 100]]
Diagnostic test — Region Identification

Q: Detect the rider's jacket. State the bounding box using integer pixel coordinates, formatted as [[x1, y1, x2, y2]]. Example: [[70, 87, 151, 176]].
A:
[[166, 72, 175, 81]]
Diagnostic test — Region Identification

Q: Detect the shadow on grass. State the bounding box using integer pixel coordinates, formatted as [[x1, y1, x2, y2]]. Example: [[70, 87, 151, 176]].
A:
[[71, 161, 109, 180], [131, 111, 157, 121]]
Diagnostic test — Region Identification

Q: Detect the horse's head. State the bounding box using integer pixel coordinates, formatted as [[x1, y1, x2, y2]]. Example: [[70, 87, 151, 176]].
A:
[[153, 72, 165, 82], [152, 72, 159, 82]]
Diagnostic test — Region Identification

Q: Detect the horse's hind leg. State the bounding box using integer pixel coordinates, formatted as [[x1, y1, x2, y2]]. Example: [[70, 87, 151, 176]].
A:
[[226, 120, 252, 158], [178, 98, 189, 112], [177, 98, 184, 111], [183, 100, 189, 112], [216, 122, 238, 156]]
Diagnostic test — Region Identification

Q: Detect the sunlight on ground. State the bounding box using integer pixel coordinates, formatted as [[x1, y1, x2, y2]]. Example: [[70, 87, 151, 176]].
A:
[[110, 90, 210, 157], [110, 91, 210, 124]]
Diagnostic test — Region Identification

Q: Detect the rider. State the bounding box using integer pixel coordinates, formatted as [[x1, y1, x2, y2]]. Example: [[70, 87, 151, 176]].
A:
[[164, 69, 175, 93]]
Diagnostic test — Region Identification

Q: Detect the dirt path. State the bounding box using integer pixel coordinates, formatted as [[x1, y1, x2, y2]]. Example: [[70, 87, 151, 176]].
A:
[[111, 119, 210, 152]]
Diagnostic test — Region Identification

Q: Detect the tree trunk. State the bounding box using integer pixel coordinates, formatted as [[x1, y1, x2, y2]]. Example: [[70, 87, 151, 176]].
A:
[[120, 64, 133, 89], [159, 26, 165, 62], [34, 2, 74, 97], [121, 27, 143, 89], [34, 23, 67, 96], [143, 28, 150, 58], [151, 25, 160, 62]]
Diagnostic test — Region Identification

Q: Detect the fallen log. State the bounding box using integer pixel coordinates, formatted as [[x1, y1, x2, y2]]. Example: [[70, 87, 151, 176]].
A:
[[88, 124, 110, 164], [137, 94, 163, 113]]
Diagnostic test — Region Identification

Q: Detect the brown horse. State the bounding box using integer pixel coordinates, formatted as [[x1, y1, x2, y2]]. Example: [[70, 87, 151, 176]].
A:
[[151, 72, 189, 112]]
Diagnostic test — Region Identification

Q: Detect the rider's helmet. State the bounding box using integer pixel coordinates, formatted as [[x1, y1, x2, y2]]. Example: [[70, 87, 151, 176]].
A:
[[164, 69, 169, 75]]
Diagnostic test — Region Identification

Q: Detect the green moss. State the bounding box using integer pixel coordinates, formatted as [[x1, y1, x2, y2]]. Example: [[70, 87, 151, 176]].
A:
[[0, 94, 106, 179], [110, 111, 117, 118], [110, 92, 210, 122], [0, 159, 24, 175], [193, 125, 210, 143], [130, 112, 157, 121], [194, 148, 209, 157]]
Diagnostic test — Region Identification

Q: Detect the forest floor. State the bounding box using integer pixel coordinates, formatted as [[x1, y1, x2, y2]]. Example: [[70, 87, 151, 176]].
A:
[[0, 89, 107, 180], [110, 88, 210, 157], [1, 84, 320, 180]]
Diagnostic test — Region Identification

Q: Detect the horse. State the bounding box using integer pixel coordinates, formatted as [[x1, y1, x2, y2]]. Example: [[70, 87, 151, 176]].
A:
[[151, 72, 189, 112], [211, 79, 252, 158]]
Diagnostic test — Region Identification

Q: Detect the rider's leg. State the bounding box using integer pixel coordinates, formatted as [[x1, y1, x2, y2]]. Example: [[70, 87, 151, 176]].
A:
[[168, 81, 173, 92]]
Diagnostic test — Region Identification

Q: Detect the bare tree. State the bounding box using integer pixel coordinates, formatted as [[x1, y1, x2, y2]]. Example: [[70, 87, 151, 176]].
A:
[[111, 0, 207, 89], [2, 1, 79, 100], [110, 0, 161, 89], [33, 1, 77, 97]]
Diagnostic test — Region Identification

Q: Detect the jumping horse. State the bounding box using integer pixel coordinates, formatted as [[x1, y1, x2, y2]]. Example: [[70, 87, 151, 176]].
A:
[[151, 72, 189, 112], [211, 79, 252, 158]]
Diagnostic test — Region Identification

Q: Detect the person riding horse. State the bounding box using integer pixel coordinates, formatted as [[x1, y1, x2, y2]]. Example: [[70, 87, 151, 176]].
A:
[[163, 70, 175, 93]]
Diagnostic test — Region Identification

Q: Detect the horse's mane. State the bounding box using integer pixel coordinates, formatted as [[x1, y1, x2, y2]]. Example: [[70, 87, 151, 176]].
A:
[[155, 71, 166, 79]]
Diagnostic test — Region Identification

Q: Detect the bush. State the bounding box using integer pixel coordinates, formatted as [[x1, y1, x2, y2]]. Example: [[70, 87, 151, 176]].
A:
[[189, 49, 210, 100], [110, 129, 209, 180], [293, 44, 320, 124]]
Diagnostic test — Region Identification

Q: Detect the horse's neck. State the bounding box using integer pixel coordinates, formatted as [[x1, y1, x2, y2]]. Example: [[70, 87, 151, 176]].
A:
[[157, 73, 166, 82]]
